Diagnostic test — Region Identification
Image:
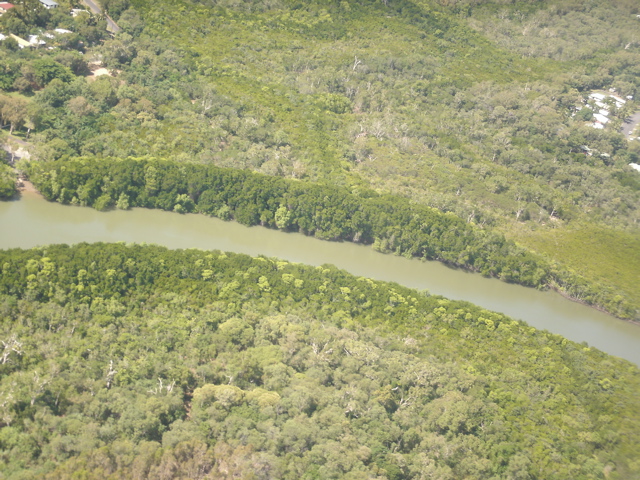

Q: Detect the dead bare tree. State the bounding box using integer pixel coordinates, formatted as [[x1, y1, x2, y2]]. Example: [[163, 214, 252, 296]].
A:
[[106, 359, 117, 389], [1, 336, 23, 365]]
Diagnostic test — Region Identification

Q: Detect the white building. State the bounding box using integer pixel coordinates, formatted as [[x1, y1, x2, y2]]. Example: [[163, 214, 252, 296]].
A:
[[593, 113, 609, 124], [39, 0, 58, 9], [587, 91, 627, 129], [28, 35, 46, 45]]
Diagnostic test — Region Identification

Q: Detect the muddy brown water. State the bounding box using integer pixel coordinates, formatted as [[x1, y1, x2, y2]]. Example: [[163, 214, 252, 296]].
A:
[[2, 190, 639, 366]]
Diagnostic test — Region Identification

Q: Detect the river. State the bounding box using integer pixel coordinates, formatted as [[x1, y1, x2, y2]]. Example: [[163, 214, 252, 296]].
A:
[[2, 190, 640, 366]]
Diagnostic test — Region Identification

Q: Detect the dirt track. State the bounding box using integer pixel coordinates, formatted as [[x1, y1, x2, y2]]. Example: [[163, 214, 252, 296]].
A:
[[621, 110, 640, 137]]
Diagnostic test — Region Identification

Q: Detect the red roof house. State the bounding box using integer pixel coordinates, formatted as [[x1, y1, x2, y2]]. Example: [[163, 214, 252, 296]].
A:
[[0, 2, 15, 14]]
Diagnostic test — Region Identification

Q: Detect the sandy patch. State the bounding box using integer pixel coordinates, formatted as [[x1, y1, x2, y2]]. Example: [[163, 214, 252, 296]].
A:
[[18, 179, 38, 193], [93, 68, 111, 77], [87, 67, 113, 81]]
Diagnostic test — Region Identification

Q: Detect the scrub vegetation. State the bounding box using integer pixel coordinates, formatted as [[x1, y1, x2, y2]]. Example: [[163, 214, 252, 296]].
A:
[[0, 244, 639, 479], [513, 223, 640, 307], [1, 1, 640, 478]]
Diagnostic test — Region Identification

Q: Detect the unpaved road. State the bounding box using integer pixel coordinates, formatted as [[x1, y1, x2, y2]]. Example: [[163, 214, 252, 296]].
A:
[[621, 111, 640, 138], [81, 0, 121, 33]]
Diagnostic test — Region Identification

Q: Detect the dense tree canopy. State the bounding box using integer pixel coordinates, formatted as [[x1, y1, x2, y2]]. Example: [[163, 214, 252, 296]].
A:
[[0, 243, 638, 479], [0, 163, 16, 199], [1, 1, 640, 478]]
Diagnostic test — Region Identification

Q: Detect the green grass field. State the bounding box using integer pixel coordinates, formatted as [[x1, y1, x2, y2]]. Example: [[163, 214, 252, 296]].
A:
[[512, 223, 640, 308]]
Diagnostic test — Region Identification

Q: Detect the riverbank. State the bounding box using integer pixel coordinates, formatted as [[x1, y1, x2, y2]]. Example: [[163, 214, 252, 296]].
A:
[[1, 134, 31, 166], [17, 178, 38, 194], [14, 173, 640, 325], [28, 157, 640, 321], [550, 282, 640, 327], [2, 191, 640, 365]]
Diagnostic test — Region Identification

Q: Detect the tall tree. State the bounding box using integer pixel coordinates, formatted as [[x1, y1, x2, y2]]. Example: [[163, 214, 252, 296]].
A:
[[1, 96, 28, 134]]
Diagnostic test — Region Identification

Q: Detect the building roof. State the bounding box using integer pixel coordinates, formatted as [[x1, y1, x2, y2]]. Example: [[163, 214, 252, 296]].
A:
[[28, 34, 46, 45], [39, 0, 58, 6], [593, 113, 609, 124], [589, 92, 626, 109], [9, 33, 31, 47], [0, 2, 15, 8]]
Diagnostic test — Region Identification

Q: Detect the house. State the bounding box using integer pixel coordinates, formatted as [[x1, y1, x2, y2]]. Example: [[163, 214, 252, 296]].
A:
[[38, 0, 58, 9], [9, 33, 32, 48], [0, 2, 14, 14], [591, 92, 626, 109], [71, 8, 88, 16], [610, 95, 626, 109], [593, 113, 609, 125], [28, 34, 46, 46], [586, 91, 627, 129], [54, 28, 72, 34]]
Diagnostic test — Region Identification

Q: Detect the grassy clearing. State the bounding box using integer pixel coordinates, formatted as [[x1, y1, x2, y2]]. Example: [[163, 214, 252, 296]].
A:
[[512, 223, 640, 305]]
